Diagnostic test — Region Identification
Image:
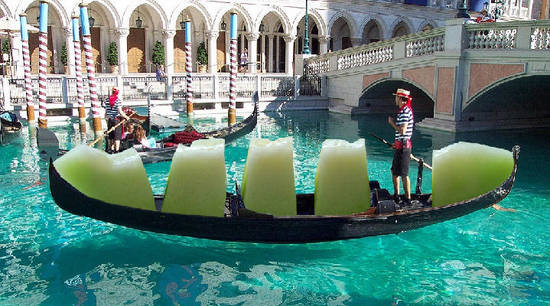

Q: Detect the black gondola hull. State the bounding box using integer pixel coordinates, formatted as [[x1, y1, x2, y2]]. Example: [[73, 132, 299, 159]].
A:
[[48, 146, 518, 243]]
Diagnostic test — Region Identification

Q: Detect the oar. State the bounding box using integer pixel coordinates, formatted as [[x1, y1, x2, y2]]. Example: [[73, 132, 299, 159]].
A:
[[370, 133, 433, 170], [88, 112, 135, 147]]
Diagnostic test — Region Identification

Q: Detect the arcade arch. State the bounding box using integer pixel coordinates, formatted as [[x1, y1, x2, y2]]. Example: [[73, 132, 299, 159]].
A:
[[172, 7, 208, 73], [392, 20, 411, 38], [330, 17, 352, 51], [124, 3, 166, 73], [23, 0, 64, 74], [361, 20, 383, 45]]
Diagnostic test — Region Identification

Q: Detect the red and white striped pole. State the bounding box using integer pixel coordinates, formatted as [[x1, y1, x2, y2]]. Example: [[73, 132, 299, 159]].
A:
[[80, 3, 102, 135], [37, 0, 49, 128], [184, 21, 193, 115], [228, 13, 238, 126], [19, 13, 35, 124], [72, 14, 86, 122]]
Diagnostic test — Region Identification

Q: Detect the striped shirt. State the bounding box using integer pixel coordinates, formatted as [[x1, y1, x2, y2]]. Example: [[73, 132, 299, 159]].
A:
[[395, 105, 414, 142], [104, 98, 121, 119]]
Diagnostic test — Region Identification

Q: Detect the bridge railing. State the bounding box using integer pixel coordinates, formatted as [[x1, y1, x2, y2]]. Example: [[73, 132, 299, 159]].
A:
[[305, 27, 445, 74], [465, 20, 550, 50], [305, 20, 550, 75]]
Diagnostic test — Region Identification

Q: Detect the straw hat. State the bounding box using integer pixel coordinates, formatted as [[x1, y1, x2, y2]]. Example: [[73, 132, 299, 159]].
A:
[[393, 88, 411, 98]]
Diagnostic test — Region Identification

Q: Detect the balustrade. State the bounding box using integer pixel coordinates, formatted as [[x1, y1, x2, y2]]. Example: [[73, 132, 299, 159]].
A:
[[532, 26, 550, 50]]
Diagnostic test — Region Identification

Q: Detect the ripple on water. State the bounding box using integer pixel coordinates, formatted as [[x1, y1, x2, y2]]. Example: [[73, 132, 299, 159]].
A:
[[0, 113, 549, 304]]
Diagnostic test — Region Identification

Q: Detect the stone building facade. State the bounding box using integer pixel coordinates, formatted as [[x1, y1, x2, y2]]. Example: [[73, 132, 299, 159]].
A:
[[0, 0, 534, 77]]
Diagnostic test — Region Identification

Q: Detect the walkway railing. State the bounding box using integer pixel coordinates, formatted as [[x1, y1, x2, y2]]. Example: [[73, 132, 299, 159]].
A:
[[305, 20, 550, 75], [3, 73, 317, 108]]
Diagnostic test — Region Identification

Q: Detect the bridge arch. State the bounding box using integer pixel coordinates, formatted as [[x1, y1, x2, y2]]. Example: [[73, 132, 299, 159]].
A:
[[463, 74, 550, 122], [359, 78, 435, 118]]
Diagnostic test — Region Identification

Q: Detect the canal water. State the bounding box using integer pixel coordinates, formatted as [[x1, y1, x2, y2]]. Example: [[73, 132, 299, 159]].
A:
[[0, 111, 548, 304]]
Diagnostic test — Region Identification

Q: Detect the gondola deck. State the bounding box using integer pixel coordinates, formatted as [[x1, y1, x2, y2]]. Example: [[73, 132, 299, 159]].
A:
[[48, 146, 519, 243]]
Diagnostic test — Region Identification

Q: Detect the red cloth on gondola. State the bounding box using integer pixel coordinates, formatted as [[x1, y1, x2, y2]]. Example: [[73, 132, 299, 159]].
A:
[[173, 130, 205, 144]]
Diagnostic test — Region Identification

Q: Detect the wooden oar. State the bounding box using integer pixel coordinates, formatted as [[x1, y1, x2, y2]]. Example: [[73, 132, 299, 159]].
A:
[[370, 133, 433, 170], [89, 112, 135, 147]]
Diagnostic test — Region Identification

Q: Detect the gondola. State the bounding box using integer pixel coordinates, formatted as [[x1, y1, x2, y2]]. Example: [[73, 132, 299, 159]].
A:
[[37, 102, 258, 164], [137, 102, 258, 164], [48, 146, 519, 244], [0, 110, 22, 143]]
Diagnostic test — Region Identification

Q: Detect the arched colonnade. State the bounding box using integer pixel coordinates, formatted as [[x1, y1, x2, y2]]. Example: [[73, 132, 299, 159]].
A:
[[0, 0, 442, 76]]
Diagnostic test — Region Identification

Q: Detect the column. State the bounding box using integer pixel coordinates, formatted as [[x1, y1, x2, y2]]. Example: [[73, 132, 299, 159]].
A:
[[246, 33, 259, 73], [205, 30, 219, 74], [163, 30, 176, 75], [9, 32, 24, 78], [283, 35, 295, 75], [64, 27, 75, 75], [100, 26, 109, 73], [261, 34, 266, 72], [319, 35, 329, 54], [268, 34, 274, 72], [116, 28, 129, 75], [275, 35, 280, 73]]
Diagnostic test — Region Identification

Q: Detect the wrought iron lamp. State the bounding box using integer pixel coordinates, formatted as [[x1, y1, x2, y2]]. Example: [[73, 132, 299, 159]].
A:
[[220, 20, 226, 31], [89, 14, 95, 27], [135, 8, 143, 28], [259, 23, 265, 33], [456, 0, 470, 18]]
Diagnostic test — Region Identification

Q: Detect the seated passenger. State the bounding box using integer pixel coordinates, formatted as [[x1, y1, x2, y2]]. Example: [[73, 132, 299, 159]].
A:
[[133, 125, 155, 149]]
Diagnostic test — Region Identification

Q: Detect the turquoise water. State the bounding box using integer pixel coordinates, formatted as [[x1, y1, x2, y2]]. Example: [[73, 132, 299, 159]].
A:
[[1, 111, 549, 305]]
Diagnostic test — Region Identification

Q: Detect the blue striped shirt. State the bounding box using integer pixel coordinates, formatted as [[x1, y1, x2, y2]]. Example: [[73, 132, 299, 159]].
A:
[[104, 98, 121, 119], [395, 106, 414, 142]]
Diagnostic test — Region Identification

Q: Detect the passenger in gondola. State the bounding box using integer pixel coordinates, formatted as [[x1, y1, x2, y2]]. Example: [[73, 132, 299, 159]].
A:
[[133, 125, 156, 150], [102, 86, 130, 153], [121, 123, 135, 149], [388, 88, 414, 204]]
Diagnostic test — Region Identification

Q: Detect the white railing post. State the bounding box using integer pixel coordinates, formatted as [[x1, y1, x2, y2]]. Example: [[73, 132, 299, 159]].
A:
[[516, 23, 532, 49], [62, 76, 69, 104], [329, 53, 338, 72], [394, 40, 407, 59], [295, 75, 300, 98], [2, 78, 12, 110], [166, 75, 173, 101], [116, 75, 123, 101], [444, 19, 467, 54], [256, 74, 261, 101]]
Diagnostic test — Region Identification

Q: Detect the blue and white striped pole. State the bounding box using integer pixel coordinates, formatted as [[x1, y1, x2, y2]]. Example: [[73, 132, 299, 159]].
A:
[[228, 13, 237, 126], [38, 0, 49, 128], [20, 13, 35, 123], [185, 21, 193, 115], [80, 3, 102, 134], [72, 15, 85, 122]]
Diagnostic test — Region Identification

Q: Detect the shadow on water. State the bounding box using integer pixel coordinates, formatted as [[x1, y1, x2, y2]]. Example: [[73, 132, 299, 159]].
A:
[[36, 229, 354, 304]]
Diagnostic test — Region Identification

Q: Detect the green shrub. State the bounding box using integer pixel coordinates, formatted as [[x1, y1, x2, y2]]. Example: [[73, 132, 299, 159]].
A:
[[60, 44, 67, 66], [152, 41, 165, 66], [107, 42, 118, 66], [197, 42, 207, 66]]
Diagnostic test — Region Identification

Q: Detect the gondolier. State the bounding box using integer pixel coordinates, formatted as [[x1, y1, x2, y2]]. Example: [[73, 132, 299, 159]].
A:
[[103, 87, 129, 153], [388, 88, 414, 204]]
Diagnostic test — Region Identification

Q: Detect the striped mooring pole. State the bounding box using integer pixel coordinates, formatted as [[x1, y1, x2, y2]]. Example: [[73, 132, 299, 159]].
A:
[[228, 13, 237, 126], [184, 21, 193, 116], [72, 14, 86, 122], [19, 13, 35, 124], [80, 3, 102, 135], [37, 0, 49, 128]]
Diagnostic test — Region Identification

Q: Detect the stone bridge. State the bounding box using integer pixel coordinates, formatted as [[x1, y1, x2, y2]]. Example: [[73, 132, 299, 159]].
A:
[[303, 19, 550, 131]]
